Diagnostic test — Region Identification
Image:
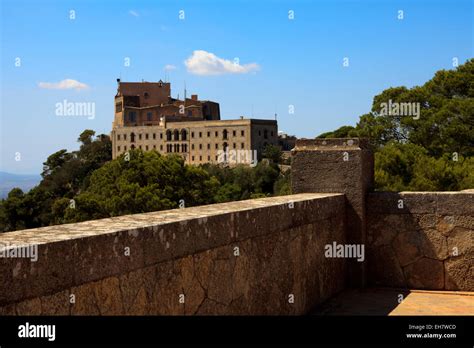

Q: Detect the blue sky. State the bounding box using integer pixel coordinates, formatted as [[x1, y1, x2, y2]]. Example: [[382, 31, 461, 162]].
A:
[[1, 0, 472, 174]]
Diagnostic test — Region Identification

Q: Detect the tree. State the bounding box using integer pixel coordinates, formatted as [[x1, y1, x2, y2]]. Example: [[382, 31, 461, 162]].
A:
[[262, 144, 283, 164], [61, 150, 220, 222], [317, 59, 474, 191]]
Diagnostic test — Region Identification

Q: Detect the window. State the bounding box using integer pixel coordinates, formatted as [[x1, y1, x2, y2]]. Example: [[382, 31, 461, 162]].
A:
[[215, 155, 218, 160], [147, 112, 152, 121], [153, 145, 156, 149], [139, 134, 142, 140], [241, 130, 244, 136], [241, 143, 244, 149], [192, 156, 195, 161], [208, 156, 210, 161], [130, 133, 135, 143], [192, 144, 195, 150], [223, 129, 228, 140], [144, 92, 149, 99], [118, 146, 121, 151], [117, 134, 121, 141], [271, 131, 274, 136], [166, 130, 172, 141], [264, 130, 268, 139], [199, 132, 202, 138], [187, 110, 192, 116], [233, 143, 236, 149], [139, 145, 142, 149], [124, 134, 127, 141], [215, 144, 218, 149], [182, 144, 187, 152], [115, 102, 122, 113], [215, 131, 218, 137], [258, 130, 261, 136], [181, 129, 187, 141], [160, 145, 163, 151], [233, 130, 236, 137], [145, 145, 149, 150], [160, 133, 163, 139], [129, 111, 136, 122], [199, 156, 202, 161], [174, 129, 179, 141], [207, 144, 210, 150], [199, 144, 202, 150], [145, 133, 149, 140], [207, 131, 210, 137], [124, 145, 127, 151], [153, 133, 156, 140]]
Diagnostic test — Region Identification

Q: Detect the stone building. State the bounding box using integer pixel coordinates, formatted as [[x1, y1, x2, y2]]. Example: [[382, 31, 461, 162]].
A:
[[111, 80, 278, 165]]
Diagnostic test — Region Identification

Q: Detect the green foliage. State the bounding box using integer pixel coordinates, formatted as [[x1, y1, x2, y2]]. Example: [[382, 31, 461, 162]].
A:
[[0, 130, 112, 232], [60, 150, 220, 222], [262, 144, 283, 163], [319, 59, 474, 191], [317, 125, 357, 139], [273, 169, 292, 196], [202, 162, 283, 203]]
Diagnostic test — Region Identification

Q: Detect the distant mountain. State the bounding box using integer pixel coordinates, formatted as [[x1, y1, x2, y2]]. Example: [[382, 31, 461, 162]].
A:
[[0, 171, 41, 199]]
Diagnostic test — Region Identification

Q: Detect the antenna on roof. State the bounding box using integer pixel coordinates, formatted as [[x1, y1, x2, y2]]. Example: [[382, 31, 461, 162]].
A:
[[184, 81, 187, 101]]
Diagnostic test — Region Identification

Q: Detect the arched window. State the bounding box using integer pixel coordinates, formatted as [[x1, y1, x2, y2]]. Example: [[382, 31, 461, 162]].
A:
[[174, 129, 180, 141], [130, 132, 135, 143], [181, 129, 187, 141], [166, 130, 172, 141]]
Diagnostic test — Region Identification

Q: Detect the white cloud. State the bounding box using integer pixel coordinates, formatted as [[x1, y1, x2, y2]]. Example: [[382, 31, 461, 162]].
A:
[[184, 50, 259, 76], [129, 10, 139, 17], [164, 64, 177, 71], [38, 79, 89, 91]]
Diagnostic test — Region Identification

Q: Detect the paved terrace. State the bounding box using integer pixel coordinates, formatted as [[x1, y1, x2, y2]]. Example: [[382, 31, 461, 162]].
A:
[[312, 288, 474, 315]]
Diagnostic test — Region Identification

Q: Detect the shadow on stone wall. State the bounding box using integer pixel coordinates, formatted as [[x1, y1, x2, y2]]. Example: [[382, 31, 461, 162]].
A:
[[367, 192, 473, 291]]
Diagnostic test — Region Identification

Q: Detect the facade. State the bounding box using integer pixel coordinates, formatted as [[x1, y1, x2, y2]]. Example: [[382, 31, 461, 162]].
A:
[[111, 80, 278, 165]]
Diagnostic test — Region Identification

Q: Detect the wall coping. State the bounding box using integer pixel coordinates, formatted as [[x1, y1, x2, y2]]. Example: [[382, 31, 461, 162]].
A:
[[0, 193, 342, 248], [293, 138, 371, 151], [0, 193, 346, 306]]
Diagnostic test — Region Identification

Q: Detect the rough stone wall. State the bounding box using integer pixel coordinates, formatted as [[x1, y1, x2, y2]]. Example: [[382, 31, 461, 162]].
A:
[[367, 192, 473, 291], [292, 138, 374, 287], [0, 193, 346, 315]]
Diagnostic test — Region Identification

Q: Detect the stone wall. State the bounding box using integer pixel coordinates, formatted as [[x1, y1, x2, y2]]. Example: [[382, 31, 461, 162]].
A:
[[0, 193, 346, 315], [292, 138, 373, 287], [367, 192, 473, 291]]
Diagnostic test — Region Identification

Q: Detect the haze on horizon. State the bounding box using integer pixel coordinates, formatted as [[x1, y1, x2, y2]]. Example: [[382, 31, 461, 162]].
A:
[[1, 0, 472, 174]]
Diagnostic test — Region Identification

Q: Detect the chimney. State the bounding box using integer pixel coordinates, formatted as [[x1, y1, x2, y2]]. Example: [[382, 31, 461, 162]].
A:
[[191, 94, 198, 101]]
